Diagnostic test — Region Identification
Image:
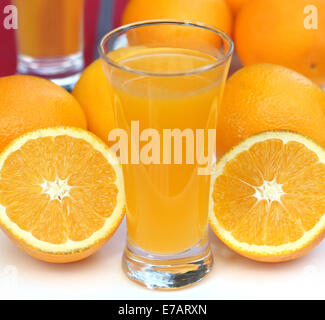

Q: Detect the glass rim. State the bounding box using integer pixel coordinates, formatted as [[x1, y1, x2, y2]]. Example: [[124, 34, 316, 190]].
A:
[[98, 19, 234, 77]]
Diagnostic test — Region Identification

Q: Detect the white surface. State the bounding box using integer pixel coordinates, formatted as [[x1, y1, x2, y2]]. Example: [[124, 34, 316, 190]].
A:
[[0, 217, 325, 300]]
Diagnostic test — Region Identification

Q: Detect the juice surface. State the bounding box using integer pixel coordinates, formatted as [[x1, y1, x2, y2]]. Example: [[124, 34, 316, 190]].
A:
[[108, 47, 223, 254], [14, 0, 84, 58]]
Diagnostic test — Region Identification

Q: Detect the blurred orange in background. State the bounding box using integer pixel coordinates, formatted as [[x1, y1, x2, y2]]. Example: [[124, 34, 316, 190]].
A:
[[226, 0, 247, 15], [235, 0, 325, 85], [122, 0, 232, 35], [122, 0, 232, 44], [73, 59, 114, 144]]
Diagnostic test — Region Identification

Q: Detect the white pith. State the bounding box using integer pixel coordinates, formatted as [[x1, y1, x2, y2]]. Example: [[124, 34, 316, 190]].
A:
[[253, 179, 285, 204], [209, 131, 325, 256], [0, 127, 125, 254], [41, 178, 72, 202]]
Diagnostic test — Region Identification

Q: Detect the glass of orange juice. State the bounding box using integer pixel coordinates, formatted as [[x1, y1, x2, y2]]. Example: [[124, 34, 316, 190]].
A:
[[99, 20, 233, 289], [14, 0, 84, 90]]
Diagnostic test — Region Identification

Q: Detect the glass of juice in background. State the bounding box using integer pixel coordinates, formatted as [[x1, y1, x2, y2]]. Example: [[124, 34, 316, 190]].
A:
[[100, 20, 233, 289], [14, 0, 84, 90]]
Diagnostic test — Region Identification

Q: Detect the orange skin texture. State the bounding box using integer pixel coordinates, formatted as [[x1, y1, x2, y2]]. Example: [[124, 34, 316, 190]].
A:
[[216, 64, 325, 156], [0, 75, 87, 151], [72, 59, 116, 145], [235, 0, 325, 85], [121, 0, 232, 49]]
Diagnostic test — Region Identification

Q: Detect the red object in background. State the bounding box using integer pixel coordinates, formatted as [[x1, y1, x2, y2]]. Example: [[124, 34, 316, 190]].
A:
[[0, 0, 16, 76], [84, 0, 101, 66], [0, 0, 101, 77], [113, 0, 128, 28]]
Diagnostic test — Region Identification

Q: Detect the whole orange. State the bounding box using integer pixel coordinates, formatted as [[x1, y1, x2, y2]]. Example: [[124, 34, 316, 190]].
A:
[[72, 59, 115, 144], [235, 0, 325, 85], [0, 75, 87, 151], [72, 47, 146, 145], [121, 0, 232, 48], [216, 64, 325, 155]]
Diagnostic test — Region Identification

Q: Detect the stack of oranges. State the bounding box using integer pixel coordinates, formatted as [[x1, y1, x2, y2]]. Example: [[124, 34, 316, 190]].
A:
[[0, 0, 325, 265], [122, 0, 325, 85]]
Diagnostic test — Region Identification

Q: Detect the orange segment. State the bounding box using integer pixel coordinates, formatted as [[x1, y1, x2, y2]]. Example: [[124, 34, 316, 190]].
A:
[[209, 131, 325, 262], [0, 127, 125, 263]]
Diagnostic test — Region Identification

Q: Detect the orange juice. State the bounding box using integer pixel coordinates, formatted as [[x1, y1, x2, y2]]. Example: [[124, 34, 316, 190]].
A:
[[14, 0, 84, 58], [108, 47, 225, 254]]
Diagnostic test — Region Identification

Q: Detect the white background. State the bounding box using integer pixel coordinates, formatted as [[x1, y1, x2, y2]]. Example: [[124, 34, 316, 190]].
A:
[[0, 218, 325, 300]]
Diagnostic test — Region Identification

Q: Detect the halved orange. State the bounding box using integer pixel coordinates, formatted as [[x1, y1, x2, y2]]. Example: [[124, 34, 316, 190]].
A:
[[209, 131, 325, 262], [0, 127, 125, 263]]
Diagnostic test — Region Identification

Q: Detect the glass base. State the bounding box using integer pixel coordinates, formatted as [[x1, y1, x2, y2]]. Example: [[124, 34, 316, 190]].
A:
[[122, 241, 213, 290], [17, 53, 84, 91]]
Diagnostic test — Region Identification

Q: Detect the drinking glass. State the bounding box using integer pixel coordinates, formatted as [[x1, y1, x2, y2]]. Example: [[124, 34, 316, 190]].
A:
[[99, 20, 233, 289], [14, 0, 84, 90]]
